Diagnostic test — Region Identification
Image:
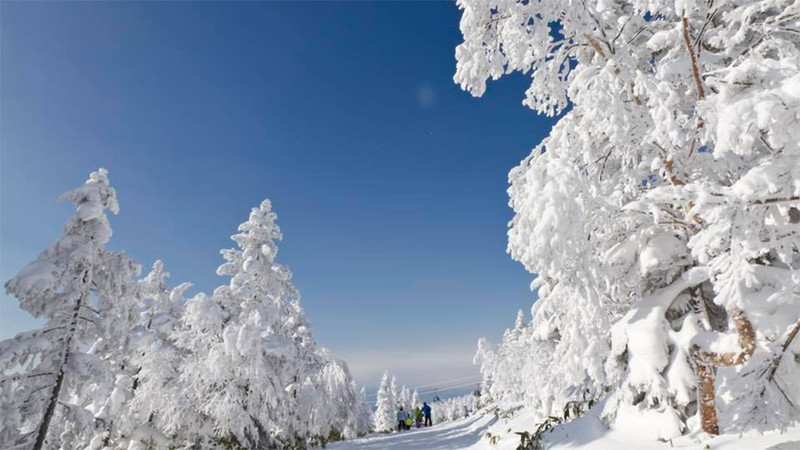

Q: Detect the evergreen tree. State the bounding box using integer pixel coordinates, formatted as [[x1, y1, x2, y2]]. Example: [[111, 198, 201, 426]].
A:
[[122, 261, 192, 447], [353, 385, 372, 435], [0, 169, 140, 449], [400, 385, 412, 413], [373, 372, 396, 432], [390, 374, 399, 411], [172, 200, 299, 446], [513, 309, 525, 332], [173, 200, 368, 447], [456, 0, 800, 437]]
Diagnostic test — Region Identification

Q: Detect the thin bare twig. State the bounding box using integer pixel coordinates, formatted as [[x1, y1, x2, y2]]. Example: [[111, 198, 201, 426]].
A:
[[748, 196, 800, 206], [584, 33, 607, 59]]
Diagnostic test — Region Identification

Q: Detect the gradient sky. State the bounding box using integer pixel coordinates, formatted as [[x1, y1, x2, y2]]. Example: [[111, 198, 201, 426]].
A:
[[0, 1, 553, 396]]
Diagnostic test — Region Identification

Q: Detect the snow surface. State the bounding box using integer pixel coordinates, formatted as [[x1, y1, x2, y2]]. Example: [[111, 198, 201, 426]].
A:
[[329, 409, 800, 449], [329, 413, 497, 449], [540, 407, 800, 450]]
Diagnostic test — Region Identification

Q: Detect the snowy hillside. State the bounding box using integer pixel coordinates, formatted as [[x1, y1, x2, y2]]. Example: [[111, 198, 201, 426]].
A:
[[473, 403, 800, 450]]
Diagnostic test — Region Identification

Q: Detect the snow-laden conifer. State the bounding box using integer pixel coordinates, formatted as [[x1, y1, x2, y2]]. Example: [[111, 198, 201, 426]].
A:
[[456, 0, 800, 437], [1, 169, 140, 449], [399, 385, 412, 413], [431, 393, 482, 424], [373, 372, 396, 432], [390, 374, 399, 410], [172, 199, 368, 447], [114, 261, 192, 448], [354, 385, 372, 435]]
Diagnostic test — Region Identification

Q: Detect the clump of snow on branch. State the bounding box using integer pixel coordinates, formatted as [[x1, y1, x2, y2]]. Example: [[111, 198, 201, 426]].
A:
[[456, 0, 800, 439]]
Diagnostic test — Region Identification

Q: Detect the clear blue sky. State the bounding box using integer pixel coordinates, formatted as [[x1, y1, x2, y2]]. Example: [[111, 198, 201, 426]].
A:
[[0, 1, 552, 394]]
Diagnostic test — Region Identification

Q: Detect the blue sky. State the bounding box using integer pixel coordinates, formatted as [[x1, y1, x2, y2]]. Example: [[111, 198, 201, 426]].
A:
[[0, 1, 553, 395]]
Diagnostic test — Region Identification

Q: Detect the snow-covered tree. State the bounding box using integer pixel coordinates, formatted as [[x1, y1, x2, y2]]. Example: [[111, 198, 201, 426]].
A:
[[114, 261, 192, 448], [355, 385, 372, 434], [474, 310, 562, 415], [89, 263, 191, 448], [399, 385, 412, 413], [456, 0, 800, 438], [0, 168, 141, 449], [171, 200, 297, 446], [172, 199, 367, 447], [374, 372, 396, 432], [411, 388, 420, 410], [390, 374, 399, 410], [294, 357, 371, 444], [431, 393, 482, 424], [345, 382, 372, 438], [513, 309, 525, 332], [1, 176, 369, 449]]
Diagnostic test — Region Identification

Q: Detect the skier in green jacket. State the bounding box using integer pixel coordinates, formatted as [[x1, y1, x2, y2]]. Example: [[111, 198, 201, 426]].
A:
[[413, 406, 423, 428]]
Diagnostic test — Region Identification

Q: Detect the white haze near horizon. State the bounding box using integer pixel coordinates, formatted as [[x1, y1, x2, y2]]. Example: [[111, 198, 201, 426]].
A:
[[333, 343, 482, 400]]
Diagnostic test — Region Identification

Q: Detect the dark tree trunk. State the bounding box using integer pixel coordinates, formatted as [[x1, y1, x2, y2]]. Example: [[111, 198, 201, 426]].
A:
[[33, 291, 86, 450]]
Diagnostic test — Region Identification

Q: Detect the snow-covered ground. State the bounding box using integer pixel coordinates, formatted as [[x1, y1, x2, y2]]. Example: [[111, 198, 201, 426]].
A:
[[536, 410, 800, 450], [329, 408, 800, 450], [327, 413, 497, 449]]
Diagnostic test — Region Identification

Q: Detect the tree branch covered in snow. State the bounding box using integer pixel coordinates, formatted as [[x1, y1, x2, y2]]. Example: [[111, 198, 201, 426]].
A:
[[456, 0, 800, 438]]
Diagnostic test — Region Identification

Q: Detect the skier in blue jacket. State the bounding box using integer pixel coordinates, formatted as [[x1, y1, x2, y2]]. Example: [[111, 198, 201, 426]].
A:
[[421, 402, 432, 427]]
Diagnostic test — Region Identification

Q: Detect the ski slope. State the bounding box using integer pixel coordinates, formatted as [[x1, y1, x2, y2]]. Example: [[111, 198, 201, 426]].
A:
[[328, 408, 800, 450], [327, 413, 497, 450]]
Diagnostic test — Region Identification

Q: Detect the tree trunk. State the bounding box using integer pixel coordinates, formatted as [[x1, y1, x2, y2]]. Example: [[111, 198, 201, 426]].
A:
[[693, 360, 718, 434], [691, 309, 756, 435], [33, 290, 87, 450]]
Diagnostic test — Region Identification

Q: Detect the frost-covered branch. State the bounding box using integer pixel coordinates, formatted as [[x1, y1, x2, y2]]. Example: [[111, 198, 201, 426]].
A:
[[456, 0, 800, 439]]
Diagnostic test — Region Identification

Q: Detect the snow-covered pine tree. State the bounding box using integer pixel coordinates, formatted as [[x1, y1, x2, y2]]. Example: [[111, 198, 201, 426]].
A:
[[513, 309, 525, 332], [354, 385, 372, 435], [89, 264, 187, 448], [173, 199, 367, 448], [294, 357, 370, 444], [431, 393, 481, 424], [169, 292, 226, 443], [119, 261, 192, 448], [411, 388, 420, 410], [0, 168, 141, 449], [390, 374, 399, 410], [374, 372, 396, 432], [87, 263, 145, 449], [473, 338, 496, 400], [474, 309, 555, 411], [347, 379, 373, 438], [456, 0, 800, 438], [171, 200, 302, 447], [399, 385, 412, 413]]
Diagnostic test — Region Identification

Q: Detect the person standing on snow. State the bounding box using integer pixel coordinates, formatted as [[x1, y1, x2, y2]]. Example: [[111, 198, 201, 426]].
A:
[[397, 407, 407, 431], [422, 402, 432, 427], [413, 405, 423, 428]]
